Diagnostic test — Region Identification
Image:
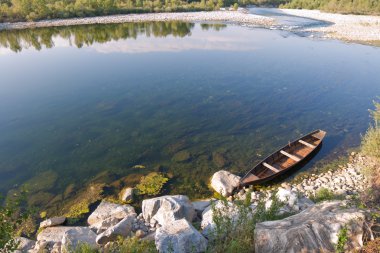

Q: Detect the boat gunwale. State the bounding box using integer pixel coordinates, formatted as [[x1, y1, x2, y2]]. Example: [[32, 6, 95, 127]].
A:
[[240, 129, 326, 185]]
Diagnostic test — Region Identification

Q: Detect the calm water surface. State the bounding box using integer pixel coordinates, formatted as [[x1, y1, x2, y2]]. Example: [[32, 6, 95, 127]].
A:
[[1, 20, 380, 204]]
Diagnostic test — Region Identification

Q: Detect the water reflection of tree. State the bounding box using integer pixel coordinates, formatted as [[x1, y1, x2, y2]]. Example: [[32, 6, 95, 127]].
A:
[[200, 23, 227, 31], [0, 21, 195, 52]]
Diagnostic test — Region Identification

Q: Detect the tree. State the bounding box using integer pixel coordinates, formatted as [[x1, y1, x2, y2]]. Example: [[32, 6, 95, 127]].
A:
[[135, 172, 169, 196]]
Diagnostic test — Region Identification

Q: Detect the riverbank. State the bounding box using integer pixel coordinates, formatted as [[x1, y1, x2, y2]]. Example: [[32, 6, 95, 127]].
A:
[[0, 10, 274, 31], [279, 8, 380, 44]]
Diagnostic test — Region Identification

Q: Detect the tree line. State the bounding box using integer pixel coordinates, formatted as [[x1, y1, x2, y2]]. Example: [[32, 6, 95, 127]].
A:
[[281, 0, 380, 15], [0, 0, 379, 27], [0, 0, 241, 22]]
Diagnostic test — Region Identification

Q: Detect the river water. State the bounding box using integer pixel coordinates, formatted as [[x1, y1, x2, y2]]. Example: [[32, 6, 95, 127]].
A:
[[0, 11, 380, 208]]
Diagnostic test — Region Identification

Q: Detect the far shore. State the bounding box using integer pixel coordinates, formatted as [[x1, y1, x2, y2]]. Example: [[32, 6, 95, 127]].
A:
[[1, 8, 380, 45], [0, 10, 274, 31], [280, 8, 380, 44]]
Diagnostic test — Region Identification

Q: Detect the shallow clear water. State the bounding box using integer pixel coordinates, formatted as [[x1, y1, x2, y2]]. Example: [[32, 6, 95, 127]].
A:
[[1, 20, 380, 202]]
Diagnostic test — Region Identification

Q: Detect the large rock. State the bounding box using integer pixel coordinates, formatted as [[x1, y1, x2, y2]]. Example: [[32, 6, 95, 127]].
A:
[[210, 170, 241, 197], [37, 227, 78, 244], [88, 201, 136, 232], [255, 201, 367, 253], [61, 227, 97, 252], [40, 216, 66, 229], [142, 195, 196, 226], [96, 216, 135, 245], [155, 218, 208, 253], [16, 237, 35, 251]]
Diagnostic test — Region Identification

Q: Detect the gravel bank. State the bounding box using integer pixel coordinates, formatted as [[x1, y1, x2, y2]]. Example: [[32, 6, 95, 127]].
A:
[[0, 11, 274, 31], [234, 152, 371, 205], [280, 8, 380, 43]]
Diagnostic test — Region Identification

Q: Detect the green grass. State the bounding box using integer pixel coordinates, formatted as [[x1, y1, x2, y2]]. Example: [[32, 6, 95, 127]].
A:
[[310, 188, 340, 203], [335, 225, 348, 253]]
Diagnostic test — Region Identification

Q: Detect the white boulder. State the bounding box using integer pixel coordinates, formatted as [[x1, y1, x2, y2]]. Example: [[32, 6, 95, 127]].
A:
[[88, 201, 136, 232], [96, 216, 135, 245], [255, 201, 368, 253], [61, 227, 97, 252], [155, 218, 207, 253], [210, 170, 241, 197], [40, 216, 66, 229], [142, 195, 196, 226]]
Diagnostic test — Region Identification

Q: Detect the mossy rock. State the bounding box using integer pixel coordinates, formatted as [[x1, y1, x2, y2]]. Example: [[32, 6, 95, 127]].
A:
[[62, 183, 106, 218], [27, 192, 55, 206], [212, 152, 228, 168], [172, 150, 191, 162]]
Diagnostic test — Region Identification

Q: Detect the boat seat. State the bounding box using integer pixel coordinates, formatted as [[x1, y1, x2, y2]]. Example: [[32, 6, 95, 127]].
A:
[[280, 150, 301, 162], [263, 162, 280, 173], [298, 139, 316, 149]]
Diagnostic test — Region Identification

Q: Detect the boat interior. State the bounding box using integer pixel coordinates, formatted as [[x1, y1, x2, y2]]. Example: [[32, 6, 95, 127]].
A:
[[242, 130, 325, 183]]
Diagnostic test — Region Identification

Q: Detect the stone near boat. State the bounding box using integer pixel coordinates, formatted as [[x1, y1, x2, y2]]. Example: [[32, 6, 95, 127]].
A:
[[15, 237, 35, 252], [87, 200, 136, 232], [40, 216, 66, 229], [61, 227, 97, 252], [142, 195, 196, 226], [96, 216, 135, 245], [255, 201, 367, 253], [155, 218, 208, 253], [276, 187, 314, 212], [211, 170, 241, 197]]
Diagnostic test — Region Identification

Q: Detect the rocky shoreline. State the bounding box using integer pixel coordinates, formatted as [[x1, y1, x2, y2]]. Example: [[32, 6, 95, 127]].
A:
[[0, 10, 274, 31], [280, 8, 380, 44], [15, 151, 376, 253]]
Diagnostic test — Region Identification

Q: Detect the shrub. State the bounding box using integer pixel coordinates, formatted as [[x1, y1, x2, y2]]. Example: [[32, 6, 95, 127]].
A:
[[362, 101, 380, 159], [135, 172, 169, 196], [0, 193, 29, 252], [310, 187, 336, 202], [206, 191, 285, 253], [107, 237, 157, 253], [335, 225, 348, 253]]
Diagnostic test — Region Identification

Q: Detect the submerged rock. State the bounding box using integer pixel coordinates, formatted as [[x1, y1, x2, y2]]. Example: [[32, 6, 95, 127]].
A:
[[40, 216, 66, 229], [142, 195, 196, 226], [210, 170, 241, 197], [155, 218, 208, 253], [172, 150, 191, 162], [255, 201, 367, 253]]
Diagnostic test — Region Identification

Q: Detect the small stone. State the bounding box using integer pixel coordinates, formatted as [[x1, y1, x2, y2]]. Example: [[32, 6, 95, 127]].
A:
[[40, 216, 66, 229], [135, 229, 146, 239]]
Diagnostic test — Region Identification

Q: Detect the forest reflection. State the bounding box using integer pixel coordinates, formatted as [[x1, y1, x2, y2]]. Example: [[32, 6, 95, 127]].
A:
[[0, 22, 227, 52]]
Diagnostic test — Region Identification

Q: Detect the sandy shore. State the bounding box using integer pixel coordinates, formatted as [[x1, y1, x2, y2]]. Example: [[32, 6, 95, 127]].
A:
[[280, 8, 380, 43], [0, 11, 274, 31]]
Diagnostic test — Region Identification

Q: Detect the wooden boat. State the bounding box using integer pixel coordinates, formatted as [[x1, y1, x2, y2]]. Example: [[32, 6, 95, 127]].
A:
[[240, 129, 326, 186]]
